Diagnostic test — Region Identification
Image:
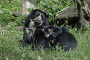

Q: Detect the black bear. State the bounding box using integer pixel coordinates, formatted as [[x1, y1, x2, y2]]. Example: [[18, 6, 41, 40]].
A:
[[42, 25, 77, 51], [20, 9, 49, 47]]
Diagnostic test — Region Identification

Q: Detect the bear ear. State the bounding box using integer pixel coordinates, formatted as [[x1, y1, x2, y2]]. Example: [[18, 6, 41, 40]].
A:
[[42, 9, 49, 18], [30, 9, 35, 14], [31, 9, 38, 12], [48, 25, 53, 29], [46, 14, 49, 18]]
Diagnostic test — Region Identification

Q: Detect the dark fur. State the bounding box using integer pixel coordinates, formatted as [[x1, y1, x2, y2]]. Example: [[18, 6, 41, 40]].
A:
[[20, 9, 49, 47], [42, 25, 77, 51]]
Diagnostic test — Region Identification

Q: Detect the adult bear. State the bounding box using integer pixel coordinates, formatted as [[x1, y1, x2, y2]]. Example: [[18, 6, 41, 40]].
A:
[[20, 9, 49, 47], [42, 25, 77, 51]]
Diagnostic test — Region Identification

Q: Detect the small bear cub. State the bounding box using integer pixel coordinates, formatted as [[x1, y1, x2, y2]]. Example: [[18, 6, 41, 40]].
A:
[[42, 25, 77, 51]]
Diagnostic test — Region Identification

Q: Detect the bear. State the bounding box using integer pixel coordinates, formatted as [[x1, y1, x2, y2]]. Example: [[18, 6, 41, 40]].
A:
[[20, 9, 49, 47], [42, 25, 77, 51]]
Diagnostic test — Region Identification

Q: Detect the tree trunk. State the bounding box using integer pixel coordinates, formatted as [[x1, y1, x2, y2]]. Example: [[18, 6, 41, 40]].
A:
[[73, 0, 90, 29]]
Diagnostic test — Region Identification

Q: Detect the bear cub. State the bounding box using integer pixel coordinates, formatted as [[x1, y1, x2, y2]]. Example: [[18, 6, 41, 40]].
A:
[[42, 25, 77, 51]]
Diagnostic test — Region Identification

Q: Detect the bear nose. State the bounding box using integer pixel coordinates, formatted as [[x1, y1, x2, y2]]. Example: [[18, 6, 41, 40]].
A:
[[35, 20, 41, 25], [37, 19, 41, 22], [35, 19, 41, 24]]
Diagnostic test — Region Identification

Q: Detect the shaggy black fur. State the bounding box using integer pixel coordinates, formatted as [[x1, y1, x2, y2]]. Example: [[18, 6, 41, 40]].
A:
[[42, 25, 77, 51], [20, 9, 49, 47]]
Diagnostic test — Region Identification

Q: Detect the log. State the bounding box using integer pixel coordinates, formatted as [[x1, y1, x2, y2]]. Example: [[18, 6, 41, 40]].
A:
[[56, 6, 78, 20], [55, 6, 90, 28]]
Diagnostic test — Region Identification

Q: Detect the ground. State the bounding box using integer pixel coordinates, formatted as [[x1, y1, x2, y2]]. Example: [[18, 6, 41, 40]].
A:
[[0, 26, 90, 60]]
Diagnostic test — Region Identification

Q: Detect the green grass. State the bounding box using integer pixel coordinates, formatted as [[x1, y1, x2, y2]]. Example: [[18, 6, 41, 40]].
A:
[[0, 27, 90, 60]]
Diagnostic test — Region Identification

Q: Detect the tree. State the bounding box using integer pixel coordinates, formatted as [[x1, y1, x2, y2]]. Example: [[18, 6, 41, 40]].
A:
[[73, 0, 90, 29]]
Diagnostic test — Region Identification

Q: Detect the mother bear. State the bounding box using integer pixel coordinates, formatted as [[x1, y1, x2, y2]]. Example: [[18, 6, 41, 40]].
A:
[[20, 9, 49, 47]]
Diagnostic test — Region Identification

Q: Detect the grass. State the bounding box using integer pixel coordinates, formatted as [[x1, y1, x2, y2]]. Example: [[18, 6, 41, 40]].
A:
[[0, 27, 90, 60]]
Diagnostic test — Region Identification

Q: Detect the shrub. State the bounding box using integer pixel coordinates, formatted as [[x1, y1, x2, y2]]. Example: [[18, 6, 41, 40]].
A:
[[0, 0, 21, 26]]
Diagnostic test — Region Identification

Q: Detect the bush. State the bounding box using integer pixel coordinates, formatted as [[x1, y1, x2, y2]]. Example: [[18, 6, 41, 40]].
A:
[[0, 0, 21, 26], [0, 0, 75, 26], [37, 0, 75, 25]]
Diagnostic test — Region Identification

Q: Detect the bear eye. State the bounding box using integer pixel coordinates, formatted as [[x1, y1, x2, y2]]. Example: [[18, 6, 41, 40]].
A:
[[35, 14, 39, 17], [30, 19, 34, 21]]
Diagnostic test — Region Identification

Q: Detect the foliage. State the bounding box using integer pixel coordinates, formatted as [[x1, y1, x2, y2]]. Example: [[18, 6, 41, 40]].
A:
[[0, 0, 23, 26], [0, 0, 90, 59], [0, 27, 90, 60], [0, 0, 76, 26], [36, 0, 75, 25]]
